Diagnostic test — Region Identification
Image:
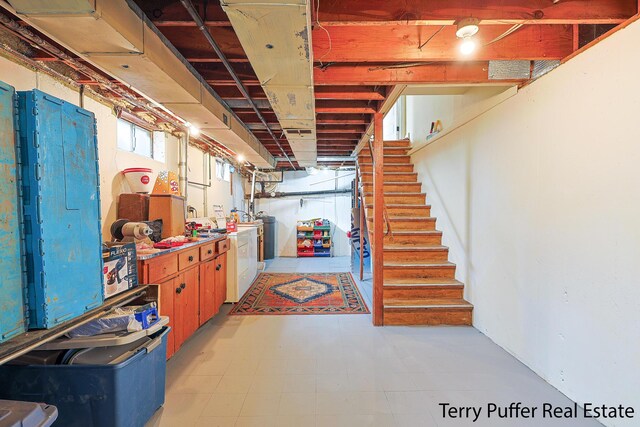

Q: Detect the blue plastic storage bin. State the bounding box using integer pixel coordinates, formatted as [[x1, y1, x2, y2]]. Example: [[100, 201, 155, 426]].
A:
[[0, 80, 26, 343], [17, 90, 103, 329], [0, 326, 169, 427]]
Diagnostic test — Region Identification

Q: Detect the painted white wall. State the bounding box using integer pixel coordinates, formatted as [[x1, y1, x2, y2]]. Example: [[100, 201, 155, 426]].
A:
[[254, 170, 353, 257], [0, 54, 231, 238], [407, 22, 640, 425]]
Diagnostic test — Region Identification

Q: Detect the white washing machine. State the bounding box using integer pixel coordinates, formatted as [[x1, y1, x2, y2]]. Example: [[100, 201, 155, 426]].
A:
[[226, 224, 258, 302]]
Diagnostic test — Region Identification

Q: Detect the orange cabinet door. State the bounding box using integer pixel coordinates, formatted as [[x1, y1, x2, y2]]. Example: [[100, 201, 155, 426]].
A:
[[214, 252, 228, 312], [199, 259, 217, 325], [181, 266, 200, 339], [172, 272, 187, 352]]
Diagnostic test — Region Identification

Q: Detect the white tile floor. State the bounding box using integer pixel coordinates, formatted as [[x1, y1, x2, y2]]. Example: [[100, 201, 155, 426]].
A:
[[147, 257, 601, 427]]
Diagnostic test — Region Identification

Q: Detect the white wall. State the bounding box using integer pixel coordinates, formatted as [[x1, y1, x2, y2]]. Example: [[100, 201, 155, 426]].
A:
[[0, 54, 232, 238], [407, 21, 640, 425], [254, 170, 353, 257]]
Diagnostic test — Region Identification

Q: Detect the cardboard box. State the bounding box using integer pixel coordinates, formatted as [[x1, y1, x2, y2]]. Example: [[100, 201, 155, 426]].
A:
[[102, 243, 138, 298]]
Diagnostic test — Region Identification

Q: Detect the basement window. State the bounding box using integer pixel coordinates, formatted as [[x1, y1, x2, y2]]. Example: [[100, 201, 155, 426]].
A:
[[117, 118, 164, 161]]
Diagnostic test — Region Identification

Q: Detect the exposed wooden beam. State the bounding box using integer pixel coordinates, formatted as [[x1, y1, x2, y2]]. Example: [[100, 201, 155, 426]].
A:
[[316, 107, 377, 114], [186, 58, 250, 63], [372, 112, 384, 326], [317, 118, 371, 124], [313, 25, 573, 62], [314, 86, 386, 100], [315, 0, 636, 25], [315, 62, 526, 85], [153, 20, 232, 27]]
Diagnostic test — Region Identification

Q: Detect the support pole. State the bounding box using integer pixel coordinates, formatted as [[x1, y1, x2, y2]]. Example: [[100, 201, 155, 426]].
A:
[[355, 168, 364, 281], [372, 113, 384, 326]]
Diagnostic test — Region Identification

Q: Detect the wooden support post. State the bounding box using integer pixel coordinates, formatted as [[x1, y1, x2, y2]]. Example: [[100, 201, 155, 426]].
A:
[[572, 24, 580, 51], [372, 113, 384, 326], [359, 195, 365, 281], [354, 168, 364, 281]]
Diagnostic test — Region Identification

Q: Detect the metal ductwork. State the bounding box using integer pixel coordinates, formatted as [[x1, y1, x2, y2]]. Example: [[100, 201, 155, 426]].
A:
[[6, 0, 276, 168], [221, 0, 317, 167]]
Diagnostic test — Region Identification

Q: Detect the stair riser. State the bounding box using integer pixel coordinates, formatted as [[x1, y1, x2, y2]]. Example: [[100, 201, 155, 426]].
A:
[[382, 148, 410, 155], [367, 207, 431, 217], [384, 308, 472, 326], [361, 174, 418, 183], [382, 234, 442, 245], [362, 183, 421, 192], [383, 249, 448, 262], [384, 141, 411, 148], [370, 219, 436, 231], [384, 266, 456, 280], [359, 164, 414, 173], [359, 155, 411, 164], [384, 287, 464, 299], [382, 194, 426, 204]]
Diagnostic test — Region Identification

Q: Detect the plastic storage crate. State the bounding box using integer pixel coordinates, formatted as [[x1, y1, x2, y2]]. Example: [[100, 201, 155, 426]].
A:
[[0, 81, 26, 343], [17, 90, 103, 329], [0, 326, 170, 427], [0, 400, 58, 427]]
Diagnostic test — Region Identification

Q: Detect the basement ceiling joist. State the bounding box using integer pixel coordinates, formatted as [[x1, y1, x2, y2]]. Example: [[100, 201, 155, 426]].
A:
[[6, 0, 276, 168], [313, 25, 573, 62], [314, 0, 636, 25]]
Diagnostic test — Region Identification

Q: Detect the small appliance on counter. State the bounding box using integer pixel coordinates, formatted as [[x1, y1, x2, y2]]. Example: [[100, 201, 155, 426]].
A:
[[110, 219, 153, 243]]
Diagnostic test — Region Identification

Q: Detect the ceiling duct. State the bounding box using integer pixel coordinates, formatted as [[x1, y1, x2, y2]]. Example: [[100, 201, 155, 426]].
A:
[[5, 0, 275, 168], [221, 0, 317, 167], [488, 60, 531, 80]]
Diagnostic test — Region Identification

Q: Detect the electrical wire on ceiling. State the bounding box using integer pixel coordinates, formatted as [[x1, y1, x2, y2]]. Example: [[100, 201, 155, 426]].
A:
[[314, 0, 332, 65], [484, 23, 524, 46], [368, 61, 434, 71], [418, 25, 445, 50]]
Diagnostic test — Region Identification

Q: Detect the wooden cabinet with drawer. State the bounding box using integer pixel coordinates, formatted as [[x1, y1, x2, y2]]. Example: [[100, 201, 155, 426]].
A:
[[137, 237, 228, 359]]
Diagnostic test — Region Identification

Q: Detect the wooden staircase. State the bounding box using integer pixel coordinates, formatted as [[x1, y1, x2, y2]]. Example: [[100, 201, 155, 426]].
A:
[[358, 139, 473, 326]]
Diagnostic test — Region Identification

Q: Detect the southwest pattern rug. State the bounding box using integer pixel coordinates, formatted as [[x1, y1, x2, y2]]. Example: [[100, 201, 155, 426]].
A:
[[229, 273, 370, 315]]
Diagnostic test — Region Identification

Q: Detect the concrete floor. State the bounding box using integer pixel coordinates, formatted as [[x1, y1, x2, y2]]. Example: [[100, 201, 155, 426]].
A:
[[147, 257, 600, 427]]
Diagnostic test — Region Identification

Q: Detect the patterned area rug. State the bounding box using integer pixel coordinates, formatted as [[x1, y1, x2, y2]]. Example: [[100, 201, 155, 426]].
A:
[[229, 273, 370, 315]]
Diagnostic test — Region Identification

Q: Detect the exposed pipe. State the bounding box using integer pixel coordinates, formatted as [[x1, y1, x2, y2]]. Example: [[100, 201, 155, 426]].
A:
[[179, 0, 296, 170], [249, 189, 351, 199], [0, 9, 237, 166]]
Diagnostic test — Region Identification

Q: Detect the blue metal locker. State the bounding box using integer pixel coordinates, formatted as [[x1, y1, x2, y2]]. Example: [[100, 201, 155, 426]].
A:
[[0, 81, 26, 342], [18, 90, 103, 329]]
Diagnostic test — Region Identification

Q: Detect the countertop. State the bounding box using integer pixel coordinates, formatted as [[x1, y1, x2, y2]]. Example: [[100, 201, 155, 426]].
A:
[[137, 234, 227, 261]]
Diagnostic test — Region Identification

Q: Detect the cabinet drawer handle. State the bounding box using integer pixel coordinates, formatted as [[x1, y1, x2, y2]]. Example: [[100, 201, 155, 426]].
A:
[[181, 283, 186, 289], [188, 255, 194, 262], [176, 287, 182, 294], [207, 249, 213, 254], [216, 264, 222, 271]]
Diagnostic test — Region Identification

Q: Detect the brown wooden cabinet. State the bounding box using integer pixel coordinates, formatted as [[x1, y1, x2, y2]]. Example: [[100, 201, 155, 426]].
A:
[[199, 259, 217, 326], [138, 237, 228, 359], [215, 252, 228, 309]]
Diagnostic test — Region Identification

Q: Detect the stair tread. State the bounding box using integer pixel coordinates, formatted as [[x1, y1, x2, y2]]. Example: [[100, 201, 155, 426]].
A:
[[366, 204, 430, 208], [384, 261, 455, 267], [384, 245, 448, 251], [384, 298, 473, 309], [384, 278, 463, 287], [362, 182, 421, 185], [368, 216, 435, 221], [360, 172, 417, 175], [371, 230, 441, 235], [363, 192, 424, 195]]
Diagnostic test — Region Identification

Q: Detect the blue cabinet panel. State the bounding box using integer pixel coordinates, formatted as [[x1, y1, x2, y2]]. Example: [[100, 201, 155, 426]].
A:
[[0, 81, 26, 342], [18, 90, 103, 329]]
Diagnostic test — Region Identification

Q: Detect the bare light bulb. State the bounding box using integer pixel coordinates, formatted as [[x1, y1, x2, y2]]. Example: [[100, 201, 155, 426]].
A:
[[237, 154, 245, 163], [460, 38, 476, 55], [189, 124, 200, 136]]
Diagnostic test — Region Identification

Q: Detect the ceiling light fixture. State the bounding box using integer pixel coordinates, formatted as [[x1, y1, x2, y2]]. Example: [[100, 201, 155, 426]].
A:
[[456, 17, 480, 56], [189, 124, 200, 136], [237, 154, 245, 163]]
